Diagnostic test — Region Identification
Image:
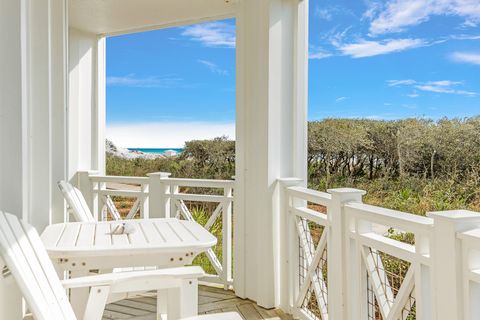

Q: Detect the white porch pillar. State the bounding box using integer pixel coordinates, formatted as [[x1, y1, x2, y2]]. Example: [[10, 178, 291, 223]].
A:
[[0, 0, 68, 317], [234, 0, 309, 308], [0, 0, 68, 229], [68, 29, 106, 180]]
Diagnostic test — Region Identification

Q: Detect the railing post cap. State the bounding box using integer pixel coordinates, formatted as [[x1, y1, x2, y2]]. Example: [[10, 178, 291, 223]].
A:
[[278, 177, 304, 186], [78, 170, 100, 175], [427, 210, 480, 221], [327, 188, 366, 196], [147, 172, 171, 178]]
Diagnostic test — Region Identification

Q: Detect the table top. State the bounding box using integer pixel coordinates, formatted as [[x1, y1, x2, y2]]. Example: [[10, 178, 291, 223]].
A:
[[41, 218, 217, 258]]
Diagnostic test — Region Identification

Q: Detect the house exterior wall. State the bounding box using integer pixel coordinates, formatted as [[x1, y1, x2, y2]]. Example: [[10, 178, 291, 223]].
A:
[[0, 0, 25, 220]]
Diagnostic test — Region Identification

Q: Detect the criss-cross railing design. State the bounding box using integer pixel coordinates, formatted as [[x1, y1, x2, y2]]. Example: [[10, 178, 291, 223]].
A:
[[78, 171, 234, 289], [287, 186, 331, 320], [284, 185, 434, 320], [167, 178, 233, 288]]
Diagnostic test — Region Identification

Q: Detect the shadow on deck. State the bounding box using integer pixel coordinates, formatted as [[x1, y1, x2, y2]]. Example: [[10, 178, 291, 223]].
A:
[[103, 285, 293, 320]]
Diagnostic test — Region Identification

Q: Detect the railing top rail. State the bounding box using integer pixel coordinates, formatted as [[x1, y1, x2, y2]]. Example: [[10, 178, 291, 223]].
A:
[[165, 178, 235, 188], [345, 202, 433, 233], [89, 175, 149, 184], [287, 186, 332, 206]]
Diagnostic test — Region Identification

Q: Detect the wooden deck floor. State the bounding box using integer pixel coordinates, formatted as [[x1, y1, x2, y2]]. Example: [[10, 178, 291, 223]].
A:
[[103, 285, 293, 320]]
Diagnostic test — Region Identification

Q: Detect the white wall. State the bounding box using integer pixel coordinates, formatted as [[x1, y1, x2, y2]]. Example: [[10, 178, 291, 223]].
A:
[[0, 0, 25, 219], [68, 28, 106, 180]]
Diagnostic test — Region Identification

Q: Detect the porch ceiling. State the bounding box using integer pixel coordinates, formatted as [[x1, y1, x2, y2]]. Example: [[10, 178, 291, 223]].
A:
[[69, 0, 237, 35]]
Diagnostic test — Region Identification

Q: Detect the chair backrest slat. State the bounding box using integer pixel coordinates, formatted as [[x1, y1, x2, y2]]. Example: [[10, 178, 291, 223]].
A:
[[20, 219, 77, 319], [58, 181, 95, 222], [0, 211, 76, 320]]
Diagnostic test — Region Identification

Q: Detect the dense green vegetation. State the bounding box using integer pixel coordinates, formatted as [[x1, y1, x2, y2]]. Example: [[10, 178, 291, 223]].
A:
[[107, 117, 480, 215]]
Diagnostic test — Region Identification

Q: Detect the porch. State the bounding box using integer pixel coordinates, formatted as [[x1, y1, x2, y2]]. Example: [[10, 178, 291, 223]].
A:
[[103, 286, 292, 320]]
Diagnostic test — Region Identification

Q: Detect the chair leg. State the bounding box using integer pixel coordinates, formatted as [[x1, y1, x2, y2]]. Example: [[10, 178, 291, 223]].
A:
[[157, 289, 168, 319], [83, 285, 110, 320], [167, 279, 198, 320], [70, 270, 90, 319]]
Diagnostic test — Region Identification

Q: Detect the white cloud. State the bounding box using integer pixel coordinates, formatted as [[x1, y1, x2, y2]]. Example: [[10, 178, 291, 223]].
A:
[[450, 52, 480, 65], [182, 22, 235, 48], [197, 60, 229, 75], [386, 78, 477, 96], [368, 0, 480, 35], [426, 80, 463, 86], [387, 79, 417, 86], [107, 122, 235, 148], [339, 38, 426, 58], [415, 85, 477, 96], [309, 46, 333, 60], [106, 74, 185, 88], [336, 97, 348, 102]]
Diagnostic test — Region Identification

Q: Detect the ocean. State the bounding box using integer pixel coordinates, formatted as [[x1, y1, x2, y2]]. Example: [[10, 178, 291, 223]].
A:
[[128, 148, 184, 155]]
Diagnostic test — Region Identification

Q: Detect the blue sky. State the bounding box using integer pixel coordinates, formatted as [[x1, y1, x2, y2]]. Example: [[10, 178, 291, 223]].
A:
[[107, 0, 480, 148]]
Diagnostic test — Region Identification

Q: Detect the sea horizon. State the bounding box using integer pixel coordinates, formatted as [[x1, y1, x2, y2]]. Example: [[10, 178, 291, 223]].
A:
[[128, 148, 184, 155]]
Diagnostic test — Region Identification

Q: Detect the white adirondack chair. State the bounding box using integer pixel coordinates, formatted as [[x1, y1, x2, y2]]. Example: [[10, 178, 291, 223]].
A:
[[0, 210, 242, 320], [58, 180, 123, 222], [58, 180, 96, 222]]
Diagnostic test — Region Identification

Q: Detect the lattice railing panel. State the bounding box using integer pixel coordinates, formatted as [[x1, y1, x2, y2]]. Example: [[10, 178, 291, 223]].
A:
[[296, 217, 328, 320], [365, 248, 416, 320]]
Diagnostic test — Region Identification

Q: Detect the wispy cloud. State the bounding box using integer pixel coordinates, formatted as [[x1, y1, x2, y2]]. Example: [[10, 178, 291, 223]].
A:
[[107, 121, 235, 148], [335, 96, 348, 103], [315, 5, 355, 21], [450, 52, 480, 65], [309, 46, 333, 60], [387, 79, 417, 87], [386, 79, 477, 96], [182, 22, 235, 48], [338, 38, 426, 58], [197, 60, 229, 75], [367, 0, 480, 35], [407, 93, 419, 98], [106, 74, 185, 88]]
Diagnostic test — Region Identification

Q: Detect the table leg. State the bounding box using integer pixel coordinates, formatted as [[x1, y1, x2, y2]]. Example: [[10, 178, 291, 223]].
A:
[[70, 270, 89, 319], [167, 279, 198, 319]]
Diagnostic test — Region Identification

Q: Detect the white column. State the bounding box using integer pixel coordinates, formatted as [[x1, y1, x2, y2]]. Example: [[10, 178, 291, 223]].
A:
[[0, 0, 68, 316], [328, 188, 366, 319], [234, 0, 309, 308], [429, 210, 480, 320], [0, 0, 68, 230], [68, 29, 106, 180]]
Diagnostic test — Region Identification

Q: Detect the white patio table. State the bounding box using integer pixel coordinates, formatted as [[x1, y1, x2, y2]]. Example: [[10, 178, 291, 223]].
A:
[[41, 218, 217, 318]]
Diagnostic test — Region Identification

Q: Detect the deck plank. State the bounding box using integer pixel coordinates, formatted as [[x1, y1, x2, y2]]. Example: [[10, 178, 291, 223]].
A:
[[103, 286, 293, 319]]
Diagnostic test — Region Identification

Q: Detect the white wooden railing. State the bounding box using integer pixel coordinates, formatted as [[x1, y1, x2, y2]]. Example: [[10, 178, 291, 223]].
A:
[[279, 179, 480, 320], [76, 171, 234, 289], [72, 171, 480, 318]]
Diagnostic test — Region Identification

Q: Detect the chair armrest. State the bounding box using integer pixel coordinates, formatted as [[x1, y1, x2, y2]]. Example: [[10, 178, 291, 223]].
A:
[[61, 266, 205, 289]]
